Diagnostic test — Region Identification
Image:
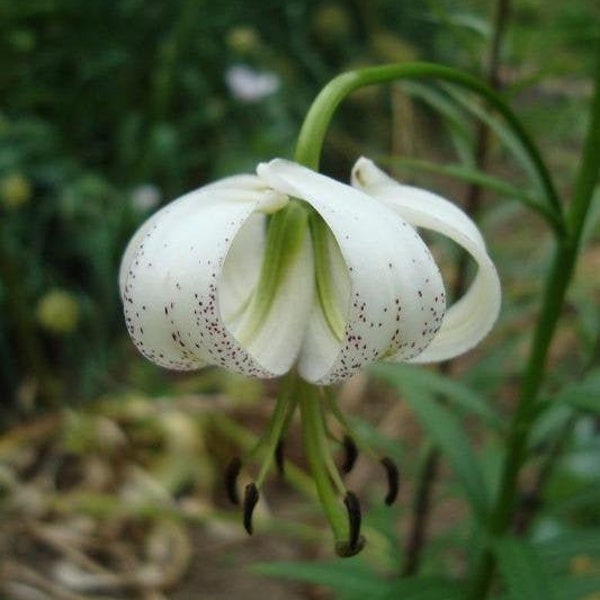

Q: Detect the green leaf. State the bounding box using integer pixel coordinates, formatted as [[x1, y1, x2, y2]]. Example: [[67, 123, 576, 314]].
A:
[[441, 85, 563, 234], [369, 363, 502, 430], [555, 370, 600, 414], [386, 577, 465, 600], [494, 537, 555, 600], [553, 575, 600, 599], [406, 395, 491, 520], [403, 81, 475, 166], [444, 85, 539, 187], [528, 403, 573, 450], [382, 156, 549, 220], [251, 561, 388, 598], [536, 529, 600, 569], [253, 561, 464, 600], [549, 481, 600, 516], [370, 364, 491, 520]]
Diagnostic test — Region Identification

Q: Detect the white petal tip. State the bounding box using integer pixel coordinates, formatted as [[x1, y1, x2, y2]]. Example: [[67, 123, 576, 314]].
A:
[[351, 157, 390, 189]]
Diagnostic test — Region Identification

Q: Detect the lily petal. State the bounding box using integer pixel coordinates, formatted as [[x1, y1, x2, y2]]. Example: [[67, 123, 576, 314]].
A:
[[258, 159, 446, 384], [222, 210, 315, 376], [351, 157, 501, 363], [120, 175, 309, 377]]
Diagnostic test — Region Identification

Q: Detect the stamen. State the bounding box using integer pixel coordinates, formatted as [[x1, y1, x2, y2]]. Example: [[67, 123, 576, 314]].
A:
[[243, 483, 260, 535], [254, 391, 296, 488], [336, 491, 366, 557], [225, 457, 242, 505], [344, 491, 361, 549], [341, 435, 358, 473], [381, 456, 400, 505], [275, 439, 285, 476], [298, 378, 351, 554], [324, 388, 375, 463]]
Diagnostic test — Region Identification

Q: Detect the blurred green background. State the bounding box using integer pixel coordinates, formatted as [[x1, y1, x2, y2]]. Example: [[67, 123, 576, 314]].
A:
[[1, 1, 599, 598], [1, 0, 596, 416]]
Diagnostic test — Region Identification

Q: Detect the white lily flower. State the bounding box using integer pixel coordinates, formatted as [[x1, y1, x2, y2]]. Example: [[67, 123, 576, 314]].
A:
[[120, 158, 500, 385]]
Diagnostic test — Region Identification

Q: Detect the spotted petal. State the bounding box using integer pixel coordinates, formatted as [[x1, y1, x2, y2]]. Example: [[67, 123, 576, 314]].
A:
[[119, 175, 314, 377], [351, 157, 501, 363], [257, 159, 446, 385]]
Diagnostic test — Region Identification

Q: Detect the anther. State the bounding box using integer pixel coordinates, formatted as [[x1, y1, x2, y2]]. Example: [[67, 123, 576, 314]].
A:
[[380, 456, 400, 506], [344, 491, 362, 550], [243, 483, 260, 535], [275, 439, 285, 476], [336, 491, 365, 557], [225, 457, 242, 505], [341, 435, 358, 474]]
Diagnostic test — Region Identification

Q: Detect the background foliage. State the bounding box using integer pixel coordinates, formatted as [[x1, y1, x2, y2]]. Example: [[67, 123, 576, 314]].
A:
[[1, 0, 599, 598]]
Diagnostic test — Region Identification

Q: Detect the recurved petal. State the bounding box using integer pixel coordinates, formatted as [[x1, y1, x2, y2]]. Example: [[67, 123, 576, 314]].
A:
[[257, 159, 446, 385], [351, 157, 501, 363], [120, 176, 292, 376]]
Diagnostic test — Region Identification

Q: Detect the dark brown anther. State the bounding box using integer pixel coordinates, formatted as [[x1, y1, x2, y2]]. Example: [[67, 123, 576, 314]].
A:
[[275, 439, 285, 476], [380, 456, 400, 506], [341, 435, 358, 474], [225, 457, 242, 505], [243, 483, 260, 535], [343, 491, 362, 552]]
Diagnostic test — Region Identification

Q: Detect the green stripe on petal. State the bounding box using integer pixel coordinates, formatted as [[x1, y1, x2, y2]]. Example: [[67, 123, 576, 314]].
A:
[[120, 176, 300, 377], [228, 201, 315, 375], [257, 159, 446, 385], [310, 212, 348, 342], [351, 157, 501, 363]]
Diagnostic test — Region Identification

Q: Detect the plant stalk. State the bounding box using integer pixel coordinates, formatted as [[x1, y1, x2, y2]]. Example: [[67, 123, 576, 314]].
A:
[[468, 41, 600, 598], [294, 62, 564, 233]]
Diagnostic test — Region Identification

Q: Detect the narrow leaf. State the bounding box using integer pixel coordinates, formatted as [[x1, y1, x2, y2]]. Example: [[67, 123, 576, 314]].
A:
[[536, 529, 600, 569], [252, 561, 390, 598], [555, 370, 600, 414], [444, 84, 540, 187], [382, 156, 550, 221], [387, 577, 465, 600], [442, 84, 564, 234], [370, 363, 502, 429], [254, 561, 464, 600], [372, 366, 491, 520], [494, 537, 554, 600], [549, 482, 600, 516], [553, 575, 600, 599], [403, 81, 475, 166]]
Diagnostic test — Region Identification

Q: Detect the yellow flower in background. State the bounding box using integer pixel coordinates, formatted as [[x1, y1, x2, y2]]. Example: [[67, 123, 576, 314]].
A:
[[1, 173, 31, 210], [36, 289, 80, 335]]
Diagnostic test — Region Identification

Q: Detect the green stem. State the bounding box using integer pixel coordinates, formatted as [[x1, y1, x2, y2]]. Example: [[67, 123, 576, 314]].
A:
[[253, 382, 296, 488], [568, 57, 600, 243], [297, 378, 348, 545], [468, 43, 600, 598], [210, 412, 318, 501], [237, 201, 309, 345], [294, 62, 564, 234]]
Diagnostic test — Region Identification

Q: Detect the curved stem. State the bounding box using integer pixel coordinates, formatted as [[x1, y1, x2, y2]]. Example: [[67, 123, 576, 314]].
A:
[[294, 62, 565, 235]]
